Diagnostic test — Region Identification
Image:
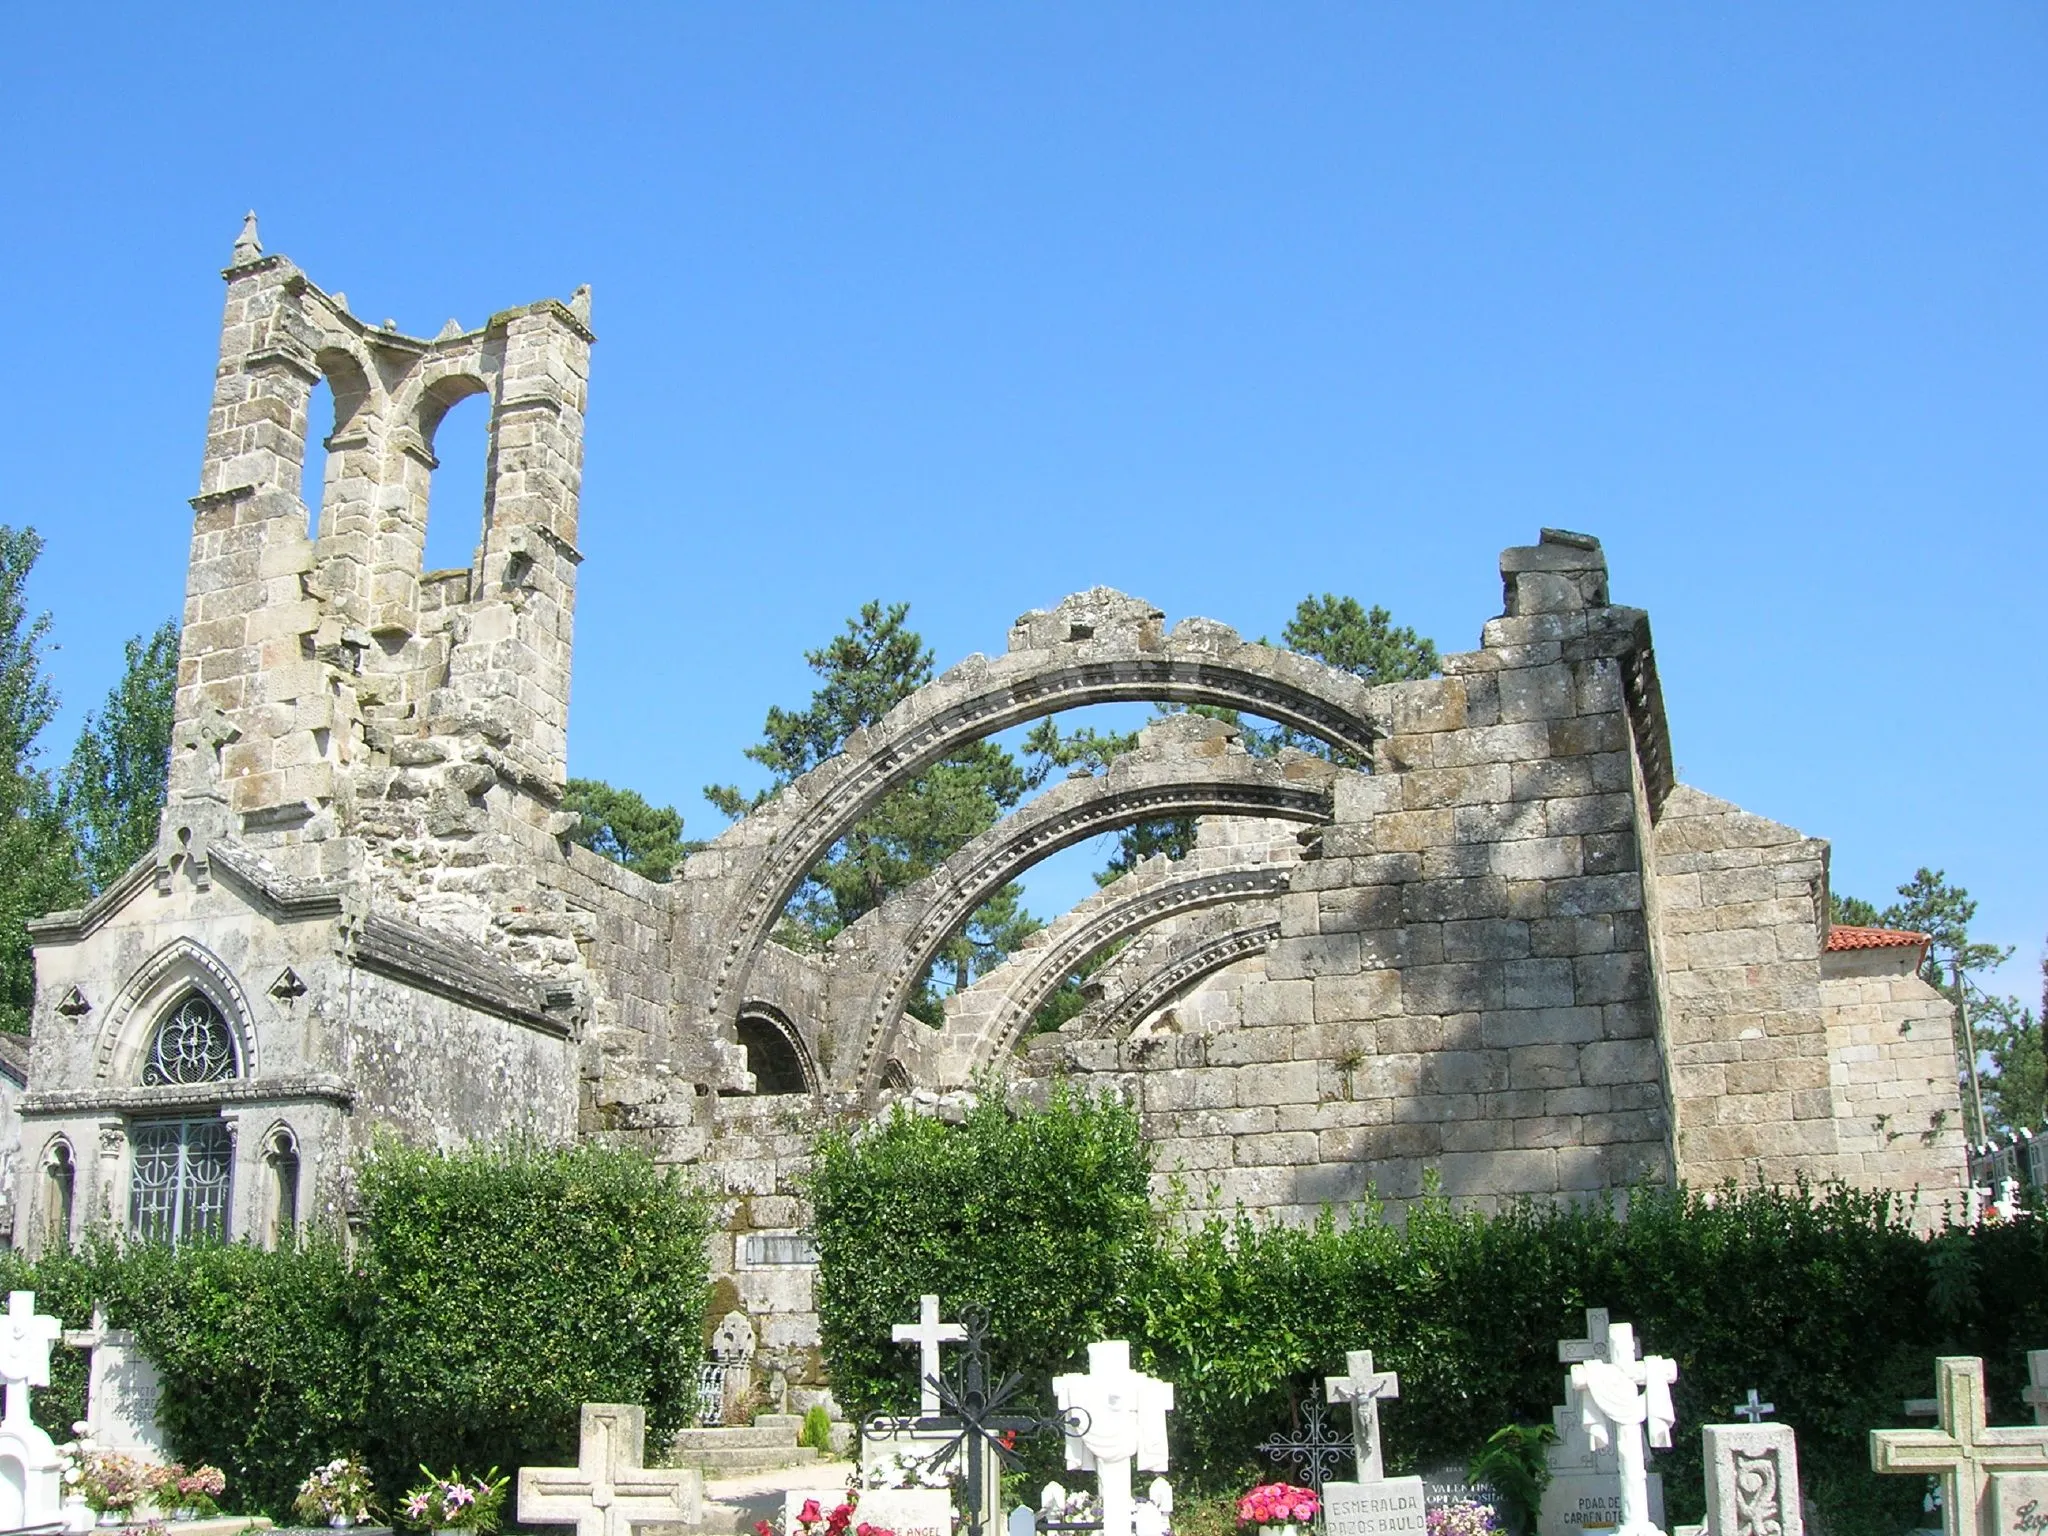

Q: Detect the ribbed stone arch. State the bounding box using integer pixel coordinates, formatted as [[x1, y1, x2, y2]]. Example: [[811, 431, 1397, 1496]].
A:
[[684, 588, 1382, 1048], [921, 836, 1304, 1088], [829, 715, 1339, 1087], [1061, 904, 1283, 1043]]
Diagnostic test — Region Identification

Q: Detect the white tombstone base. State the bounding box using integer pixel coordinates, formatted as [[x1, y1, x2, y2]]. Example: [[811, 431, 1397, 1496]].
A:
[[1537, 1473, 1665, 1536], [1323, 1478, 1426, 1536]]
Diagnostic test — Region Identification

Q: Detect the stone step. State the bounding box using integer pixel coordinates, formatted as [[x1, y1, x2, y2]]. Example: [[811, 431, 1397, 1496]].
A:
[[674, 1446, 823, 1474], [673, 1425, 801, 1451]]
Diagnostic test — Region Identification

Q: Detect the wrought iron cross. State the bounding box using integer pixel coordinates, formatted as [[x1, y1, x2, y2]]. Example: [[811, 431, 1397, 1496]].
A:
[[1733, 1389, 1776, 1424], [864, 1309, 1088, 1536], [1255, 1383, 1348, 1492]]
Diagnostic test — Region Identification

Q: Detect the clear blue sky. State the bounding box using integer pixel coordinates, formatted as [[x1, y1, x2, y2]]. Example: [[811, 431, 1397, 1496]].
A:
[[4, 5, 2042, 1004]]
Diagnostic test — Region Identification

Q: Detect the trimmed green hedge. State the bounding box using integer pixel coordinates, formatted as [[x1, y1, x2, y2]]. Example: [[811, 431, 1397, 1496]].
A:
[[4, 1140, 709, 1522], [809, 1089, 2048, 1536]]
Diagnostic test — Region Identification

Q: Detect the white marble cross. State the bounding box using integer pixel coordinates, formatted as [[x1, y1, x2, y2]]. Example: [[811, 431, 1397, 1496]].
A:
[[1733, 1390, 1775, 1424], [1871, 1358, 2048, 1536], [1568, 1322, 1678, 1536], [518, 1403, 702, 1536], [893, 1295, 967, 1416], [2024, 1351, 2048, 1428], [1326, 1349, 1401, 1481], [1054, 1341, 1175, 1536], [0, 1291, 62, 1428]]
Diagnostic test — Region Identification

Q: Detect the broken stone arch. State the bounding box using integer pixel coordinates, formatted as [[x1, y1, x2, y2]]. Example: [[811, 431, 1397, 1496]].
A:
[[690, 587, 1382, 1043], [821, 714, 1341, 1089], [1061, 903, 1284, 1044], [910, 838, 1303, 1089]]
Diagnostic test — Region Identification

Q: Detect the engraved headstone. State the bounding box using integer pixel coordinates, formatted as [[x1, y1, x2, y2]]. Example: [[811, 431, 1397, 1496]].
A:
[[61, 1311, 168, 1461], [1539, 1317, 1675, 1536], [789, 1489, 952, 1536], [2024, 1353, 2048, 1430], [1701, 1423, 1803, 1536]]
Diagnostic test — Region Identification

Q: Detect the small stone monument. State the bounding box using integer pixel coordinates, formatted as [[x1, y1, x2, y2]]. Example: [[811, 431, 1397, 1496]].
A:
[[1052, 1341, 1174, 1536], [2023, 1353, 2047, 1430], [517, 1403, 702, 1536], [61, 1311, 168, 1462], [0, 1291, 67, 1533], [1871, 1357, 2048, 1536], [1699, 1424, 1803, 1536], [1321, 1350, 1425, 1536], [1539, 1313, 1667, 1536], [709, 1310, 757, 1424], [1539, 1317, 1676, 1536]]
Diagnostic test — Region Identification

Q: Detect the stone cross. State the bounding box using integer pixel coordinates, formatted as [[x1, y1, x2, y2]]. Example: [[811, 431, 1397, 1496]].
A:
[[1733, 1390, 1776, 1425], [1053, 1341, 1175, 1536], [893, 1294, 967, 1416], [1870, 1357, 2048, 1536], [1550, 1309, 1618, 1475], [2023, 1352, 2048, 1429], [0, 1291, 62, 1427], [518, 1403, 702, 1536], [1326, 1350, 1401, 1481], [1568, 1322, 1679, 1536]]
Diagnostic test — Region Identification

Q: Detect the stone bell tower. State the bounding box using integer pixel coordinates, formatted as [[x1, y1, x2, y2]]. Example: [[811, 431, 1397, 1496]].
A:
[[165, 214, 595, 898]]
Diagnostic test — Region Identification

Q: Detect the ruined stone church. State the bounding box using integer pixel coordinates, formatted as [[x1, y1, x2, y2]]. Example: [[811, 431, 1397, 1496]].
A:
[[6, 223, 1965, 1386]]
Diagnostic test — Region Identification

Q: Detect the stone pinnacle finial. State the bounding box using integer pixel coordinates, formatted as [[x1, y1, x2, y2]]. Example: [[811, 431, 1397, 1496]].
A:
[[231, 211, 263, 266]]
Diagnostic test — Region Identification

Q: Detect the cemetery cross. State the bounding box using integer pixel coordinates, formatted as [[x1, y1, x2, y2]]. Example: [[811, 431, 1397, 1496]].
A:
[[517, 1403, 701, 1536], [2025, 1353, 2047, 1430], [1870, 1357, 2048, 1536], [0, 1291, 62, 1428], [1325, 1351, 1401, 1482], [865, 1310, 1084, 1536], [1733, 1391, 1776, 1425], [1256, 1384, 1350, 1492], [894, 1294, 969, 1416], [1567, 1321, 1679, 1536]]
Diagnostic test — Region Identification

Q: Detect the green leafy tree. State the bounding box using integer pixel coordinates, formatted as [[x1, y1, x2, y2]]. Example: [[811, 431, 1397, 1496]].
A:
[[1829, 891, 1883, 927], [0, 528, 83, 1032], [561, 778, 693, 880], [706, 602, 1040, 1001], [1851, 870, 2036, 1138], [61, 619, 178, 893]]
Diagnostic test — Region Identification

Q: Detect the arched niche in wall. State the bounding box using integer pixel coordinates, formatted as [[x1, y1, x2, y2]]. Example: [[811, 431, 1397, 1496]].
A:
[[732, 1009, 814, 1096]]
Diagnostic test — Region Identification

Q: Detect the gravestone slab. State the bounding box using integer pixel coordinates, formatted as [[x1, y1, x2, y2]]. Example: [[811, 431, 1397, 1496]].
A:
[[1420, 1462, 1508, 1523], [1991, 1474, 2048, 1536], [1538, 1473, 1665, 1536], [790, 1489, 953, 1536], [859, 1489, 955, 1536], [1701, 1424, 1801, 1536], [1323, 1477, 1426, 1536], [863, 1428, 996, 1529], [86, 1329, 169, 1460]]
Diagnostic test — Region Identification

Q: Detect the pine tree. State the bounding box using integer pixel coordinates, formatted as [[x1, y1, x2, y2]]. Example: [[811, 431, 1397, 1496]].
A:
[[707, 602, 1041, 991], [61, 618, 178, 893], [561, 778, 693, 881]]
